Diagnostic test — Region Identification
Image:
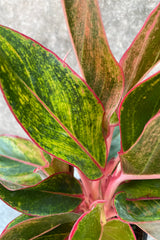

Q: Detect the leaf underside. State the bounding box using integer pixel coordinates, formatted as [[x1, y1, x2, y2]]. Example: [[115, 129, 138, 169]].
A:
[[0, 26, 107, 180]]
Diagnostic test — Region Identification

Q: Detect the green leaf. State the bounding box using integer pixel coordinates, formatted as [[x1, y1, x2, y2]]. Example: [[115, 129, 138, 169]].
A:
[[71, 204, 102, 240], [117, 179, 160, 199], [120, 72, 160, 152], [0, 212, 79, 240], [0, 26, 107, 180], [120, 113, 160, 174], [115, 192, 160, 222], [107, 126, 120, 161], [138, 222, 160, 240], [101, 219, 135, 240], [0, 173, 82, 216], [0, 135, 51, 187], [5, 214, 33, 230], [120, 3, 160, 96], [35, 222, 74, 240], [62, 0, 124, 124]]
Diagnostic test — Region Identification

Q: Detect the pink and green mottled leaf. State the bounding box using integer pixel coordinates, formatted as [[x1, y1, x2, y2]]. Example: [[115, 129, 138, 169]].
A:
[[114, 192, 160, 222], [70, 204, 102, 240], [101, 219, 135, 240], [120, 72, 160, 152], [0, 26, 107, 180], [120, 3, 160, 97], [62, 0, 124, 125], [0, 173, 82, 216], [0, 212, 79, 240], [138, 222, 160, 240], [0, 135, 51, 187], [120, 112, 160, 174]]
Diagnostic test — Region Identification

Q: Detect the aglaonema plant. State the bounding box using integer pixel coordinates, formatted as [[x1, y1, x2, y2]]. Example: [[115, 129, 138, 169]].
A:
[[0, 0, 159, 239]]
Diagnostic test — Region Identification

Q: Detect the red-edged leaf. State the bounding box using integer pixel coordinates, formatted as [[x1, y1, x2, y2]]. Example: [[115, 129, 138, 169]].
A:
[[120, 3, 160, 96], [120, 113, 160, 174], [0, 135, 51, 187], [115, 179, 160, 222], [1, 212, 79, 240], [62, 0, 124, 126], [0, 173, 82, 216], [120, 72, 160, 152], [0, 25, 107, 180]]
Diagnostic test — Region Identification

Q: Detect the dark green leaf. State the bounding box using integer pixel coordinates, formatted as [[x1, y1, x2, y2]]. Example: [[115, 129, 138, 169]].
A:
[[120, 113, 160, 174], [1, 212, 79, 240], [0, 26, 106, 180], [117, 179, 160, 199], [115, 192, 160, 222], [120, 72, 160, 152], [0, 173, 82, 216]]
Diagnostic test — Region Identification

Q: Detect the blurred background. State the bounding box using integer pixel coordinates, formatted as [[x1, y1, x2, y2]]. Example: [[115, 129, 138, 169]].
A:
[[0, 0, 159, 238]]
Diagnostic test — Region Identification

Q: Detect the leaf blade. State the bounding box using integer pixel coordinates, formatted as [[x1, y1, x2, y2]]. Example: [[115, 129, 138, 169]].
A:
[[120, 112, 160, 174], [62, 0, 124, 124], [1, 212, 79, 240], [101, 219, 135, 240], [115, 192, 160, 222], [0, 173, 82, 216], [0, 26, 107, 180], [120, 3, 160, 96], [120, 72, 160, 152]]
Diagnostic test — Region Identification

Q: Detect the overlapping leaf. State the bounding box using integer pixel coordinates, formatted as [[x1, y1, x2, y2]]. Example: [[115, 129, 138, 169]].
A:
[[1, 212, 79, 240], [120, 72, 160, 152], [70, 204, 135, 240], [0, 26, 107, 180], [62, 0, 124, 125], [115, 180, 160, 223], [101, 219, 135, 240], [0, 135, 52, 187], [120, 3, 160, 96], [70, 204, 102, 239], [115, 192, 160, 222], [0, 173, 82, 216], [120, 112, 160, 174]]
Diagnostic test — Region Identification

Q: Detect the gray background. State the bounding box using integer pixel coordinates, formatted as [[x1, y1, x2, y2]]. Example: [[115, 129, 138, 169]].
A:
[[0, 0, 159, 238]]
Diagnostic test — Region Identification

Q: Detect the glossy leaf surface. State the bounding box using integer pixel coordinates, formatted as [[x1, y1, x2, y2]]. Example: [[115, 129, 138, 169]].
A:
[[0, 173, 82, 216], [115, 192, 160, 222], [101, 219, 135, 240], [117, 179, 160, 199], [62, 0, 124, 123], [120, 72, 160, 152], [0, 26, 106, 180], [120, 3, 160, 96], [0, 135, 51, 186], [1, 212, 79, 240], [120, 113, 160, 174], [70, 205, 102, 240]]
